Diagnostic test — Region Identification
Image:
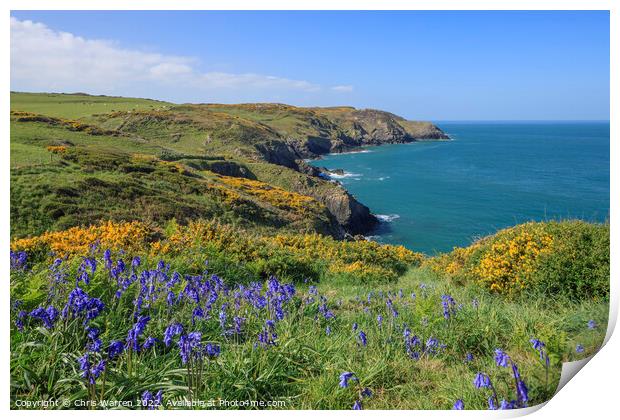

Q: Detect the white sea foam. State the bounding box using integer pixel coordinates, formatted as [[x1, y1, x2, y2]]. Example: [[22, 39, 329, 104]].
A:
[[328, 171, 362, 179], [328, 149, 372, 156], [377, 176, 390, 181], [376, 214, 400, 222]]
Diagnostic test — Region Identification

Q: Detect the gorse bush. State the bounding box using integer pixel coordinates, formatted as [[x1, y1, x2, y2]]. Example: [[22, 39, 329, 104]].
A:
[[425, 221, 609, 301], [11, 220, 423, 285]]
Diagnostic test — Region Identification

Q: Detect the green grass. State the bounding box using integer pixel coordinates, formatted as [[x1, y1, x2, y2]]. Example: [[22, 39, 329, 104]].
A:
[[9, 249, 608, 410], [11, 92, 170, 119]]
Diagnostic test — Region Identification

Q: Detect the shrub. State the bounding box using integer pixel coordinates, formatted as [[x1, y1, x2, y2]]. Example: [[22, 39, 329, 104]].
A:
[[425, 221, 609, 301]]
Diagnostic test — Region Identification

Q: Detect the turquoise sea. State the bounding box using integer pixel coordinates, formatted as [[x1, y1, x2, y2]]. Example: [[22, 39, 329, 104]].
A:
[[311, 122, 610, 254]]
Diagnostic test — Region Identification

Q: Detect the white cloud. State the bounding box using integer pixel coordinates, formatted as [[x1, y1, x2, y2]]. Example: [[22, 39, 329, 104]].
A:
[[10, 17, 336, 97], [331, 85, 354, 92]]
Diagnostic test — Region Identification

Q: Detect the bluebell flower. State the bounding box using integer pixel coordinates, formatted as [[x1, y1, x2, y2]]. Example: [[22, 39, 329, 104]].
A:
[[361, 388, 372, 398], [164, 323, 184, 347], [588, 320, 597, 330], [500, 399, 515, 410], [63, 287, 105, 323], [358, 331, 367, 347], [126, 315, 150, 352], [258, 319, 278, 348], [453, 399, 464, 410], [465, 353, 474, 362], [517, 380, 529, 403], [441, 294, 457, 319], [91, 360, 106, 383], [473, 372, 491, 389], [488, 396, 497, 410], [233, 316, 245, 335], [88, 338, 103, 352], [15, 310, 26, 331], [377, 315, 383, 328], [529, 338, 549, 365], [494, 349, 510, 367], [103, 249, 113, 269], [178, 332, 202, 365], [339, 372, 357, 388], [132, 256, 141, 268], [576, 344, 584, 353], [77, 354, 105, 384], [326, 326, 331, 336], [108, 340, 125, 359], [77, 353, 90, 378], [10, 250, 28, 271], [29, 306, 58, 329], [352, 400, 362, 410], [219, 306, 227, 330], [141, 390, 163, 410], [167, 291, 175, 307], [143, 337, 159, 350], [352, 322, 358, 331], [204, 343, 221, 358]]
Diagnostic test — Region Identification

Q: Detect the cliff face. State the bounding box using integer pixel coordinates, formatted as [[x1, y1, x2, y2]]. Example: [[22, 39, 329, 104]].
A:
[[238, 106, 448, 234], [277, 107, 450, 158]]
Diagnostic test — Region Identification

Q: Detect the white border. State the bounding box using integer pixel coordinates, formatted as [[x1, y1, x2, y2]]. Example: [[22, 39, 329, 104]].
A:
[[2, 2, 616, 420]]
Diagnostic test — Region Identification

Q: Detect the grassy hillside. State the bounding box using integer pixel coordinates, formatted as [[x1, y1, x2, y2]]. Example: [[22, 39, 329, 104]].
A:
[[9, 220, 609, 409], [12, 92, 448, 238]]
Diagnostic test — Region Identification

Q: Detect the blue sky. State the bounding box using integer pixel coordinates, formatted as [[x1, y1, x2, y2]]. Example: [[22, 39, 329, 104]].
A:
[[10, 10, 609, 120]]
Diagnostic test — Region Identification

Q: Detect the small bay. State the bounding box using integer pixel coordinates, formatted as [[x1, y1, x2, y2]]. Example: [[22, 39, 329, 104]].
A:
[[311, 122, 610, 254]]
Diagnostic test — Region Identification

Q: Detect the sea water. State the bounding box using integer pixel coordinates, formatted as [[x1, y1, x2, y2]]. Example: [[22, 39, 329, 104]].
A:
[[311, 122, 609, 254]]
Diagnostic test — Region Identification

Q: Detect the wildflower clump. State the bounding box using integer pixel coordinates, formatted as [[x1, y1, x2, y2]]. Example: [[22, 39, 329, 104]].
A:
[[11, 221, 154, 258], [474, 228, 553, 294], [424, 221, 609, 300]]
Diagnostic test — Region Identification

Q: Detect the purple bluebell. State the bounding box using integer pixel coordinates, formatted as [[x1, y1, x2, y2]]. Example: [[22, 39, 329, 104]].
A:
[[339, 372, 356, 388], [107, 340, 125, 359], [141, 390, 163, 410], [441, 294, 457, 319], [10, 251, 28, 271], [126, 315, 150, 352], [164, 323, 184, 347], [233, 316, 245, 335], [576, 344, 584, 353], [473, 372, 491, 389], [178, 332, 202, 365], [494, 349, 510, 367], [500, 399, 515, 410], [143, 337, 159, 350], [588, 320, 597, 330], [352, 400, 362, 410], [204, 343, 221, 358], [358, 331, 367, 346], [15, 310, 26, 331], [453, 399, 464, 410], [517, 380, 529, 403], [132, 256, 141, 268]]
